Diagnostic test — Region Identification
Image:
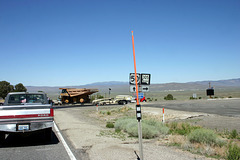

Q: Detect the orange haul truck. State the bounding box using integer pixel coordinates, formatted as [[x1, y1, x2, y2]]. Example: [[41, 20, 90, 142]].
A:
[[60, 88, 98, 104]]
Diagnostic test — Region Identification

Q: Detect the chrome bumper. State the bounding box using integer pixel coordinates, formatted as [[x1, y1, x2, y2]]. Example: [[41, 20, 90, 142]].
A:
[[0, 121, 53, 133]]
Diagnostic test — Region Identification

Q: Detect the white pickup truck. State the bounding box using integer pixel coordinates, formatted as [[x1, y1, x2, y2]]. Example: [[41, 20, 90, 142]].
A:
[[0, 92, 54, 143]]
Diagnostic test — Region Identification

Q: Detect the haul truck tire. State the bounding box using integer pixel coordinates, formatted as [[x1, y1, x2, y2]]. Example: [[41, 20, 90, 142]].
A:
[[80, 98, 84, 103], [65, 99, 69, 103]]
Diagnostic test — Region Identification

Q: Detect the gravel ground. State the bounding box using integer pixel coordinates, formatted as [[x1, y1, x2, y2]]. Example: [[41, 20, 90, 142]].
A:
[[54, 103, 221, 160]]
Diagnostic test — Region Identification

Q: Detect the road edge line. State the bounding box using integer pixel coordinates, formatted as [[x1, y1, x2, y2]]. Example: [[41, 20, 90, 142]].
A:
[[54, 121, 77, 160]]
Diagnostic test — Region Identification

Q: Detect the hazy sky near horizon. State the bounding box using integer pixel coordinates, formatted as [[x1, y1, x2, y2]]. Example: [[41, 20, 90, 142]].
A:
[[0, 0, 239, 86]]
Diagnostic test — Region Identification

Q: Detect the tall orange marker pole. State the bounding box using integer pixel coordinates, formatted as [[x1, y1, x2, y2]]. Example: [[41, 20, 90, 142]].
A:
[[131, 31, 143, 160], [131, 31, 139, 105]]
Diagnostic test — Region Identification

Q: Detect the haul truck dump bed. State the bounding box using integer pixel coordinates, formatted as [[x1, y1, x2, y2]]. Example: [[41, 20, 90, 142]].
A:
[[60, 88, 98, 104]]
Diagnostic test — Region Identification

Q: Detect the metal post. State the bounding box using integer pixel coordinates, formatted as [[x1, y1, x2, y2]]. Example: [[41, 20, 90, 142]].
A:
[[138, 119, 143, 160], [132, 31, 143, 160], [136, 104, 143, 159], [209, 82, 212, 98], [162, 108, 165, 123]]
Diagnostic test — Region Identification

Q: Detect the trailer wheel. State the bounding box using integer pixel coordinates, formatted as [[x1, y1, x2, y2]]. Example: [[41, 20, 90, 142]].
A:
[[118, 100, 126, 105]]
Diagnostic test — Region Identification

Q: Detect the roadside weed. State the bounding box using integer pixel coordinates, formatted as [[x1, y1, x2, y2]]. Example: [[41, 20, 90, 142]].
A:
[[168, 122, 201, 135], [227, 143, 240, 160], [188, 128, 224, 146], [106, 122, 114, 128], [229, 129, 238, 139]]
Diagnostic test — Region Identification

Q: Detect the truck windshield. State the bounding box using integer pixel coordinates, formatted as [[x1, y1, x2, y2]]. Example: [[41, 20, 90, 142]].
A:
[[61, 89, 67, 93], [8, 94, 45, 104]]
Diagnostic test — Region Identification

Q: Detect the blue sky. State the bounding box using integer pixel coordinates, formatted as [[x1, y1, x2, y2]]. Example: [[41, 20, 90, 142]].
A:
[[0, 0, 239, 86]]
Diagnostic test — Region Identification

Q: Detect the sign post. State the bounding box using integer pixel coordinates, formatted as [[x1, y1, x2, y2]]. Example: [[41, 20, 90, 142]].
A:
[[131, 31, 143, 160], [129, 73, 150, 93], [206, 82, 214, 98]]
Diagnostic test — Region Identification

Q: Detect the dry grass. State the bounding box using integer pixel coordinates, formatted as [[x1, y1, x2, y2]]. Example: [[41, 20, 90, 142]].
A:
[[213, 145, 227, 157], [168, 130, 229, 158], [170, 136, 240, 159], [169, 135, 186, 145]]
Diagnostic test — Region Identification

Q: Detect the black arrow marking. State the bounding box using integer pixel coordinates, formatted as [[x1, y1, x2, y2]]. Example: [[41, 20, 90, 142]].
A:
[[143, 87, 148, 90]]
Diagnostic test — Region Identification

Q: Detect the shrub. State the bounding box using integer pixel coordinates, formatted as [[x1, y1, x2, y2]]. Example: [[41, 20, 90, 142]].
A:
[[155, 122, 169, 135], [167, 122, 177, 130], [229, 129, 238, 139], [107, 111, 111, 115], [227, 143, 240, 160], [188, 128, 219, 145], [115, 118, 169, 139], [168, 122, 200, 135], [125, 121, 139, 137], [141, 123, 159, 139], [115, 118, 136, 132], [144, 119, 169, 136], [179, 123, 191, 135], [190, 97, 197, 100], [106, 122, 114, 128], [164, 94, 174, 100], [97, 94, 104, 99]]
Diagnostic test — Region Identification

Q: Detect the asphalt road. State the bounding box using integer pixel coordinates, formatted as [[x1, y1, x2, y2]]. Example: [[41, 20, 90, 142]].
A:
[[142, 98, 240, 117], [0, 127, 75, 160]]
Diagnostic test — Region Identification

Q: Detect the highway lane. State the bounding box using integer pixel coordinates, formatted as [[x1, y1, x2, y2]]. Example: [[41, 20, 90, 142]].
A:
[[0, 127, 78, 160], [142, 99, 240, 117], [54, 99, 240, 117]]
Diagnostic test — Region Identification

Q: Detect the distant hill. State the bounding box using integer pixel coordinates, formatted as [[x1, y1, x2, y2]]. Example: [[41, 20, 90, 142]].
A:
[[188, 78, 240, 87], [86, 81, 128, 86], [26, 78, 240, 94]]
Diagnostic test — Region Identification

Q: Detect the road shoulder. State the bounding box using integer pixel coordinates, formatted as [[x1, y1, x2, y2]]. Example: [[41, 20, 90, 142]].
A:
[[54, 105, 216, 160]]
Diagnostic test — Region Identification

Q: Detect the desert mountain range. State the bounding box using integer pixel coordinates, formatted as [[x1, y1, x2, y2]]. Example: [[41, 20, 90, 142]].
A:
[[26, 78, 240, 94]]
